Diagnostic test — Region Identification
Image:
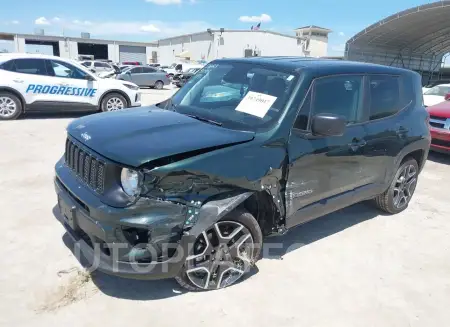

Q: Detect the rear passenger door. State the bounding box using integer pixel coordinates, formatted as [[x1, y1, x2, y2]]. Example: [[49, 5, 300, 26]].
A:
[[127, 67, 143, 85], [361, 75, 407, 188], [5, 58, 51, 106], [140, 67, 158, 86], [286, 75, 371, 228]]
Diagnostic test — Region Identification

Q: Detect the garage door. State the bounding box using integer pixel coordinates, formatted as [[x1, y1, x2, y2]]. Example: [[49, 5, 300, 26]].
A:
[[119, 45, 147, 64]]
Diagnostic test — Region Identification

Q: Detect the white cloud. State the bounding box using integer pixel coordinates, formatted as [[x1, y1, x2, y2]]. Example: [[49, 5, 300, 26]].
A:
[[50, 19, 212, 38], [239, 13, 272, 23], [11, 20, 19, 25], [338, 31, 345, 37], [35, 17, 50, 25], [146, 0, 182, 4], [52, 17, 61, 22], [140, 24, 160, 32]]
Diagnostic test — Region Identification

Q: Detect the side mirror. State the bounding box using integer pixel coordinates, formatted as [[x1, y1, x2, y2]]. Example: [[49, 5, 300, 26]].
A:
[[126, 71, 132, 75], [445, 93, 450, 101], [84, 74, 95, 81], [311, 114, 346, 137]]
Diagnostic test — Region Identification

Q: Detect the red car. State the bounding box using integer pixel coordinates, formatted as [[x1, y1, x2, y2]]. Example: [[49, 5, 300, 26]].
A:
[[427, 100, 450, 153]]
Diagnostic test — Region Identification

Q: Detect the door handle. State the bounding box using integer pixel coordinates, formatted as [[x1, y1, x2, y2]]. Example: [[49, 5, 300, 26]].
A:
[[348, 138, 367, 151], [13, 79, 24, 83]]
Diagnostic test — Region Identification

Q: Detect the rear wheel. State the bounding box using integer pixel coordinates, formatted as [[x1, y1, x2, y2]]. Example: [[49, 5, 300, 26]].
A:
[[0, 92, 22, 120], [175, 209, 262, 291], [100, 93, 127, 112], [154, 80, 164, 90], [373, 158, 419, 214]]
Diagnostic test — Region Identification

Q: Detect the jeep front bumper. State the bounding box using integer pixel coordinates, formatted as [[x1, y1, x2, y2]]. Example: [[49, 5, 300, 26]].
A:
[[54, 161, 195, 280]]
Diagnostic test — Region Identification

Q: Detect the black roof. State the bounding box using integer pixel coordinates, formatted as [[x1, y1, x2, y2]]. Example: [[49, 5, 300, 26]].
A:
[[216, 57, 417, 76]]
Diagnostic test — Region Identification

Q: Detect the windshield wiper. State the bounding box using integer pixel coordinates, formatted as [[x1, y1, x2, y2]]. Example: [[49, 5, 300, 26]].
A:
[[185, 114, 223, 126]]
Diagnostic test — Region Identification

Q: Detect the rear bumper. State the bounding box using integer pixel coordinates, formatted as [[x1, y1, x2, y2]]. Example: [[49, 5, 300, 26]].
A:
[[430, 128, 450, 153], [54, 160, 193, 280]]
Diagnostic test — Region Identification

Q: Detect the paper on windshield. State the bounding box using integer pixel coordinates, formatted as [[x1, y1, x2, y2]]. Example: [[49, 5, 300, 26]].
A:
[[235, 91, 277, 118]]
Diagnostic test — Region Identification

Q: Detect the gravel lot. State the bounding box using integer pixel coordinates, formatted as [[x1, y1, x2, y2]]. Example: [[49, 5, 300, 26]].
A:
[[1, 86, 450, 327]]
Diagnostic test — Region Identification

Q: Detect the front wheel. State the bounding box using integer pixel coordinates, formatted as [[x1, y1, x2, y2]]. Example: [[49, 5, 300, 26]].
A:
[[100, 93, 127, 112], [175, 210, 262, 291], [154, 80, 164, 90], [373, 158, 419, 214], [0, 92, 22, 120]]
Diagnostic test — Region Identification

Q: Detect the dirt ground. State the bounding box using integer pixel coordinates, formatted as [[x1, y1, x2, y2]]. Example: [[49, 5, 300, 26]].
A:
[[1, 86, 450, 327]]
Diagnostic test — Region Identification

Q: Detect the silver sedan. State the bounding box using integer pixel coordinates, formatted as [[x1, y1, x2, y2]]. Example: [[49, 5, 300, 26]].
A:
[[116, 66, 170, 90]]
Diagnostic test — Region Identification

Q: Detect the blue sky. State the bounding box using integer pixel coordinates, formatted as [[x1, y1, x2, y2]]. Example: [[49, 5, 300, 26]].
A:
[[0, 0, 438, 55]]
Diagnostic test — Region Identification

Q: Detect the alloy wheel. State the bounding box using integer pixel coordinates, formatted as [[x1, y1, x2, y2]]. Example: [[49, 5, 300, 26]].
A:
[[393, 164, 417, 209], [106, 97, 125, 111], [0, 97, 17, 118], [185, 221, 255, 290]]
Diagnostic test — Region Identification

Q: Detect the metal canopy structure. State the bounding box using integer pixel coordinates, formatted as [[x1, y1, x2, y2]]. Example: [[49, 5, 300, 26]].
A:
[[346, 1, 450, 84]]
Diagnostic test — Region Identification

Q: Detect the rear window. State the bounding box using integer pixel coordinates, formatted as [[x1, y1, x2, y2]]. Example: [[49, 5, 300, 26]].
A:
[[0, 59, 15, 72], [368, 75, 401, 120]]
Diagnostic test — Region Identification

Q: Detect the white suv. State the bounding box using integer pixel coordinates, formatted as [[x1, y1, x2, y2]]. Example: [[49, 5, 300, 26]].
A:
[[0, 53, 141, 120]]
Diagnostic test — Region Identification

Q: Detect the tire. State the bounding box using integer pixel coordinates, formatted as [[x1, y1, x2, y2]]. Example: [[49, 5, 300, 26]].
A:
[[373, 158, 419, 214], [168, 74, 174, 80], [100, 93, 128, 112], [154, 80, 164, 90], [175, 209, 263, 291], [0, 91, 22, 120]]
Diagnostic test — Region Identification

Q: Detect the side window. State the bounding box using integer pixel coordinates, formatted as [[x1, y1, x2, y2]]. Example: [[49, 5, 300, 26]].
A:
[[14, 59, 48, 76], [81, 62, 91, 68], [368, 75, 401, 120], [142, 67, 156, 73], [94, 62, 109, 68], [49, 60, 90, 80], [175, 64, 182, 71], [0, 60, 16, 72], [311, 75, 364, 124], [130, 67, 143, 74]]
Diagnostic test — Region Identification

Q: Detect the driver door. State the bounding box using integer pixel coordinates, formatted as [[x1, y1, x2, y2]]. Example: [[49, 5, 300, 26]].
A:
[[46, 59, 100, 107], [285, 74, 371, 228]]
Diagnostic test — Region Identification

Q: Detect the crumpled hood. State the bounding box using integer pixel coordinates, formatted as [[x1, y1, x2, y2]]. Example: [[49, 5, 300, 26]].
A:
[[67, 107, 255, 167]]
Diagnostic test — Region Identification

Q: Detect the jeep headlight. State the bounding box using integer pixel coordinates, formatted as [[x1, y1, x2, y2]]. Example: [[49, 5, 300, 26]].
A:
[[121, 168, 141, 197]]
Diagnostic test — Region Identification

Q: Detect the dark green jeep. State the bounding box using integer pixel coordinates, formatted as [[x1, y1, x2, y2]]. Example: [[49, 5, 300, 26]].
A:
[[55, 57, 430, 291]]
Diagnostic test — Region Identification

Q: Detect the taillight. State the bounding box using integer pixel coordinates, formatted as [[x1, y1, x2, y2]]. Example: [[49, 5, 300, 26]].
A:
[[166, 74, 170, 78], [445, 93, 450, 101]]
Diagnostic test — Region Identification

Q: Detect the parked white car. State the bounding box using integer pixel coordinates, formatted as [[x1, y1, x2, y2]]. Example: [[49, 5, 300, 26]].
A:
[[165, 62, 204, 79], [0, 53, 141, 120], [423, 83, 450, 106]]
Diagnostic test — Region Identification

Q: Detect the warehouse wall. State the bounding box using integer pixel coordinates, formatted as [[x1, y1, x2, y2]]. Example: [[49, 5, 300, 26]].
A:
[[218, 31, 304, 58], [156, 30, 320, 65], [157, 32, 214, 65], [308, 35, 328, 58]]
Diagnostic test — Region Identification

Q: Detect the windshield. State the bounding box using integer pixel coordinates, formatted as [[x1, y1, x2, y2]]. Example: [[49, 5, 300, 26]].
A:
[[168, 63, 177, 69], [169, 61, 298, 131], [424, 85, 450, 96]]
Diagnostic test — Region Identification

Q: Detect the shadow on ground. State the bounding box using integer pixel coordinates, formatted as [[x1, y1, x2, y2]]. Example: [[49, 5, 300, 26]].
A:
[[22, 112, 91, 120], [55, 201, 382, 300], [427, 151, 450, 165], [262, 202, 384, 259]]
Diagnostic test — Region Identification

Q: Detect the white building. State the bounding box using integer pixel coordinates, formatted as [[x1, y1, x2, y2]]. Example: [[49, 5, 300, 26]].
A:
[[157, 27, 332, 65], [0, 26, 332, 65]]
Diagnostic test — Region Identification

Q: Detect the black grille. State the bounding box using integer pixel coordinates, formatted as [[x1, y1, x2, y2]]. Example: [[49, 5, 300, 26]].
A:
[[65, 138, 106, 193], [430, 115, 446, 121], [431, 138, 450, 147], [430, 121, 446, 129]]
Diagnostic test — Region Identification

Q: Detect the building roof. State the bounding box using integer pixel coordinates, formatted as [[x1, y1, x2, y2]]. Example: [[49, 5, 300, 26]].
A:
[[347, 0, 450, 55], [294, 25, 332, 32], [156, 29, 301, 43], [0, 31, 157, 47]]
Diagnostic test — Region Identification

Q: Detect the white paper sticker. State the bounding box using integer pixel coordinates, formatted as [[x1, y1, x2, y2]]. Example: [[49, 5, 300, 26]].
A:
[[286, 75, 294, 81], [235, 91, 277, 118]]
